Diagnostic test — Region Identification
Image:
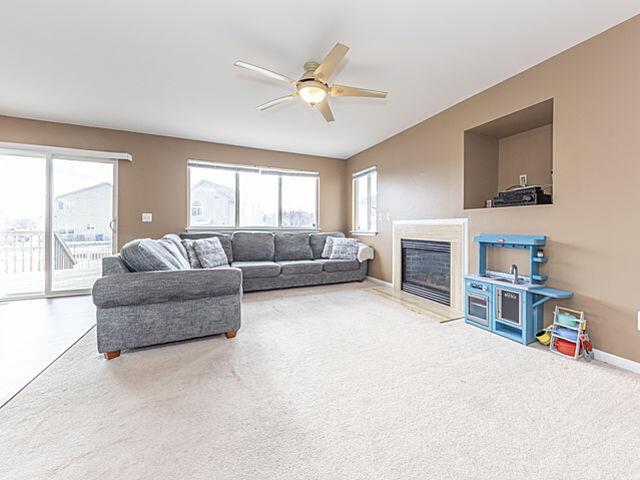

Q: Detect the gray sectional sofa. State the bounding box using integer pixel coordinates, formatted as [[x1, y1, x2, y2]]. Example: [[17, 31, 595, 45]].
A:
[[92, 231, 369, 359], [180, 231, 368, 292]]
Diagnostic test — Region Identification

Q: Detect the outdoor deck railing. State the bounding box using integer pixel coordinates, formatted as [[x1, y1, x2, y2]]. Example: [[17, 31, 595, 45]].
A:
[[0, 230, 112, 274]]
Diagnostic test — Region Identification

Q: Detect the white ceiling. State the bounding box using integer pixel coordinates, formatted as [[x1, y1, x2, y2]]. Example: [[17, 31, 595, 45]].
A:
[[1, 1, 638, 159]]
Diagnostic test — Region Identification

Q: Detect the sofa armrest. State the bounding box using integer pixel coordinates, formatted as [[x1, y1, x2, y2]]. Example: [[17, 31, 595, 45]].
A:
[[92, 268, 242, 308], [102, 255, 130, 275], [357, 242, 374, 263]]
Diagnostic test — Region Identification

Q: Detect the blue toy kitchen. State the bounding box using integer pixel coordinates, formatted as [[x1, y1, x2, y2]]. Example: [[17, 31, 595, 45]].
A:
[[464, 234, 573, 345]]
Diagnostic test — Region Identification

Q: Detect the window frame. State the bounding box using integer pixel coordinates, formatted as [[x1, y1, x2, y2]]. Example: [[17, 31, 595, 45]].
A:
[[187, 160, 320, 231], [351, 166, 377, 235]]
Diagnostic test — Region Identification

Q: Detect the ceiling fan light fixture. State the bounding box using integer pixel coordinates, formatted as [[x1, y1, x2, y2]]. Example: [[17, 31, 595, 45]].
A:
[[298, 81, 327, 104], [234, 43, 387, 122]]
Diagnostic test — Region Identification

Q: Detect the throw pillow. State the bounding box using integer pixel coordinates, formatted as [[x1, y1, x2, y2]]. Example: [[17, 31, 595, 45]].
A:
[[120, 238, 190, 272], [179, 233, 233, 263], [158, 239, 191, 270], [321, 236, 341, 258], [329, 238, 359, 260], [193, 237, 229, 268], [181, 239, 203, 269], [162, 234, 189, 261], [309, 232, 345, 259]]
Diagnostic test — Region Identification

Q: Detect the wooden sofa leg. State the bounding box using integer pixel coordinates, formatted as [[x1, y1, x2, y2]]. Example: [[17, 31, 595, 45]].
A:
[[225, 331, 237, 339], [104, 350, 121, 360]]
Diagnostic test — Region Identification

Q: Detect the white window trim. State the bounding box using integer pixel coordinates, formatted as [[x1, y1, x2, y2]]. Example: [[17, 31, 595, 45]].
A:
[[186, 159, 320, 231], [0, 141, 132, 162], [352, 166, 377, 235]]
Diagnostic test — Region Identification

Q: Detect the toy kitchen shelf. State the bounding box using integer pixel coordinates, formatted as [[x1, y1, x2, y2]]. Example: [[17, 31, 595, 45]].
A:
[[464, 234, 573, 345]]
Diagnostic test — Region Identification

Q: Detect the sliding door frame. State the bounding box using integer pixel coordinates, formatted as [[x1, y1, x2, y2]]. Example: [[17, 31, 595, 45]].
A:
[[0, 142, 129, 301], [45, 155, 119, 297]]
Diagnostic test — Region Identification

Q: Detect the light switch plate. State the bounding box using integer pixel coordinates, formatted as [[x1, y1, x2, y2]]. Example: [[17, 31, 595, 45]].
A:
[[142, 213, 153, 223]]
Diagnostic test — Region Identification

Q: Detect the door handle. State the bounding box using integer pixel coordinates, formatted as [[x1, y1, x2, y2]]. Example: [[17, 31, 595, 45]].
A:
[[109, 219, 116, 233]]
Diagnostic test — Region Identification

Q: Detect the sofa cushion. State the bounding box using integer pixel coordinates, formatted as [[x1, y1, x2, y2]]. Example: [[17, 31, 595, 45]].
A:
[[212, 264, 232, 270], [277, 260, 323, 275], [162, 234, 188, 261], [232, 231, 275, 261], [181, 238, 203, 268], [316, 258, 360, 273], [274, 233, 313, 261], [180, 232, 233, 263], [329, 238, 359, 261], [231, 261, 281, 278], [120, 238, 190, 272], [193, 237, 229, 268], [309, 232, 345, 259]]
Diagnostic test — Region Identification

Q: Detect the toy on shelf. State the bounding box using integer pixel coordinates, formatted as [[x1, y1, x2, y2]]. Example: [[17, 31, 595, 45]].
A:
[[549, 306, 594, 361]]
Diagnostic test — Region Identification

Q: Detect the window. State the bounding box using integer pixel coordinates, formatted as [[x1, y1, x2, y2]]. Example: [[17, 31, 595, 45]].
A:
[[352, 167, 377, 234], [188, 161, 318, 229], [238, 171, 279, 227], [281, 175, 318, 228], [191, 200, 203, 218], [189, 166, 236, 227]]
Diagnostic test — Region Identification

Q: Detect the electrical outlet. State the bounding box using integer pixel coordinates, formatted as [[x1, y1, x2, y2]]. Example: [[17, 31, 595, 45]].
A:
[[142, 213, 153, 223], [519, 174, 527, 187]]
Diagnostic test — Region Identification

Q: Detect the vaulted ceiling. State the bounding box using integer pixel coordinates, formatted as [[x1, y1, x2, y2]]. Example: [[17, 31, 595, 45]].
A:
[[1, 1, 638, 158]]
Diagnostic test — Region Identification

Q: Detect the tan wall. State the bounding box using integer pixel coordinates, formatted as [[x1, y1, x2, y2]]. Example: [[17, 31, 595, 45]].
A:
[[0, 116, 347, 246], [498, 124, 552, 191], [463, 132, 499, 209], [347, 16, 640, 362]]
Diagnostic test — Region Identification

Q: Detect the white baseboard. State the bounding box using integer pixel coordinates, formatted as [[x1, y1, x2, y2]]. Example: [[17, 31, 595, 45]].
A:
[[593, 349, 640, 375], [366, 276, 393, 287]]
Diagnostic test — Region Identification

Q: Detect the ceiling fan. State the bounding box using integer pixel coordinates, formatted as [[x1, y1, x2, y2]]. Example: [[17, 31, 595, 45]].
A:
[[234, 43, 387, 122]]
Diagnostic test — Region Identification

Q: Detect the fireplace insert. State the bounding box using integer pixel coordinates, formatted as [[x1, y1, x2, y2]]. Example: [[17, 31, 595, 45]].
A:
[[401, 239, 451, 306]]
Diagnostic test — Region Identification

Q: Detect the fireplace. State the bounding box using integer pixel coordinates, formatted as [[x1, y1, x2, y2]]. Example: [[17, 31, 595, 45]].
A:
[[401, 239, 451, 306]]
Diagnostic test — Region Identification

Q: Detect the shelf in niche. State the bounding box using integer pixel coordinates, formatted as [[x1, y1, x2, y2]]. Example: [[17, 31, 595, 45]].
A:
[[463, 98, 554, 210]]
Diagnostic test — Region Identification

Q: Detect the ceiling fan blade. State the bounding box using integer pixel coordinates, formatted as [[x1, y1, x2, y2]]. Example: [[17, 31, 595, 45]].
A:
[[330, 84, 387, 98], [313, 43, 349, 82], [234, 61, 295, 84], [257, 94, 298, 111], [315, 98, 335, 122]]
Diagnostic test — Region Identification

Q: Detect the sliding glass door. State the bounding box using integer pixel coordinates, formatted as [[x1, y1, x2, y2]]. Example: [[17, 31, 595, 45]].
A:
[[0, 149, 117, 300], [0, 154, 47, 297], [50, 158, 115, 293]]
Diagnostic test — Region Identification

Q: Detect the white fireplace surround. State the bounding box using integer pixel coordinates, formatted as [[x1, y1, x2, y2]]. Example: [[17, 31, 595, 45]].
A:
[[392, 218, 468, 315]]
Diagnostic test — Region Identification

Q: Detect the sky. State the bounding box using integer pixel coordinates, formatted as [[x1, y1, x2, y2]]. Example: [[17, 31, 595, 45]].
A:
[[0, 154, 113, 223]]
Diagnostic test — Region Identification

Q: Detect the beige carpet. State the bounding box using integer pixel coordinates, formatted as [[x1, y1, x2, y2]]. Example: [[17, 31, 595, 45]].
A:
[[2, 282, 640, 480]]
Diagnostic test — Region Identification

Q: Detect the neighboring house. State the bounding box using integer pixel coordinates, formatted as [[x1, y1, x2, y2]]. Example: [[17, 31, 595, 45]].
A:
[[54, 182, 112, 242], [190, 180, 235, 226]]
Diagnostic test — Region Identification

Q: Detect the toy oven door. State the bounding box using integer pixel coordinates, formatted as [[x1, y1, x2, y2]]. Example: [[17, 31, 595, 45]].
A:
[[467, 293, 489, 326], [496, 288, 521, 326]]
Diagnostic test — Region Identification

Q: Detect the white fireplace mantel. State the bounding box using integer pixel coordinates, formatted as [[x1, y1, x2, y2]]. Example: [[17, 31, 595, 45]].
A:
[[392, 218, 468, 316]]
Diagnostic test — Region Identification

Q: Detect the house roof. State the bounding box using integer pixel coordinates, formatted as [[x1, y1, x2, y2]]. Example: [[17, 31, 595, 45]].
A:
[[191, 179, 234, 200], [55, 182, 112, 201]]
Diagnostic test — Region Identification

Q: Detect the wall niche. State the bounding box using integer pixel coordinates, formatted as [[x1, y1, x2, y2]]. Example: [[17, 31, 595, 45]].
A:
[[463, 98, 553, 209]]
